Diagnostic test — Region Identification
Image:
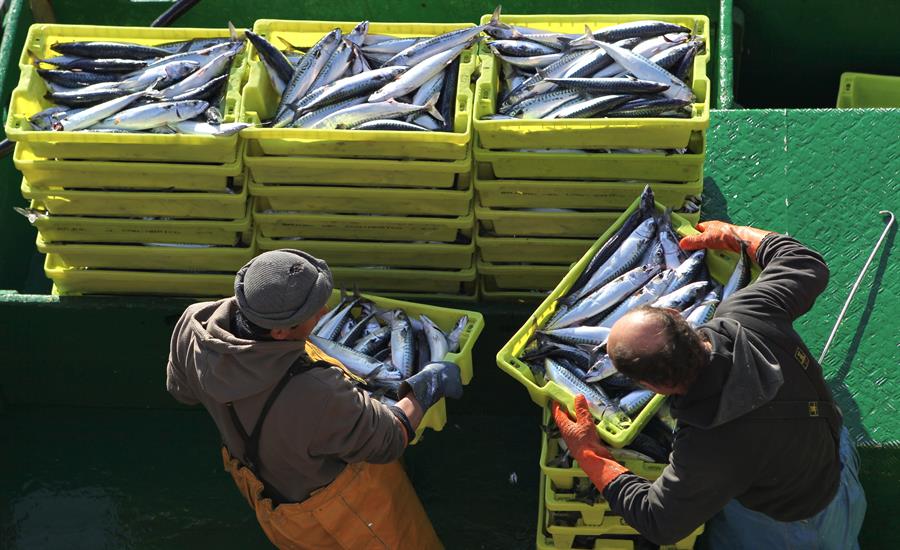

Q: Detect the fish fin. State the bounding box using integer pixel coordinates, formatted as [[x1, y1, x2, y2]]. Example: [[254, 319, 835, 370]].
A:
[[423, 95, 444, 123], [277, 36, 303, 51], [489, 5, 502, 26], [228, 21, 240, 41]]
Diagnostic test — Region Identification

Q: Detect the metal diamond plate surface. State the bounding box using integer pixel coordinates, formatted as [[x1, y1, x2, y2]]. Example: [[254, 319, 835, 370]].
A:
[[705, 109, 900, 446]]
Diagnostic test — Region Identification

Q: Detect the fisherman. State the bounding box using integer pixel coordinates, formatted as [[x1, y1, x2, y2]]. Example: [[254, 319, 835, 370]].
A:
[[553, 221, 867, 548], [166, 249, 461, 549]]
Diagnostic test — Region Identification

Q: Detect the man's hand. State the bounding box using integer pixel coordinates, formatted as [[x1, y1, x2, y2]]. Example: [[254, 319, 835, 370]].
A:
[[552, 395, 629, 492], [679, 220, 773, 260]]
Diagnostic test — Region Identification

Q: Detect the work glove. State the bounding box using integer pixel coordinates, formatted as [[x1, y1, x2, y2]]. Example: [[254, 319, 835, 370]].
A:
[[401, 361, 463, 411], [679, 220, 773, 261], [552, 395, 629, 492]]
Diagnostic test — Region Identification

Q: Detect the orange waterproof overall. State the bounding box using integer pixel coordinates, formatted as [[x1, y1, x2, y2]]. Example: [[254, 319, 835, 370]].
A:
[[221, 343, 442, 550]]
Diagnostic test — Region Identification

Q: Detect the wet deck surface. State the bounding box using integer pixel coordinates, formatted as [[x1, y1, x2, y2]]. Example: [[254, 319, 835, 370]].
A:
[[0, 407, 541, 549]]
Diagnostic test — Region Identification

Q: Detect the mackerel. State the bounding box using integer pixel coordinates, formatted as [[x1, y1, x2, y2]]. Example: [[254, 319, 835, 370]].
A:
[[309, 96, 441, 129], [538, 326, 611, 347], [551, 264, 660, 328], [721, 243, 752, 301], [598, 269, 677, 328], [546, 94, 632, 119], [390, 310, 415, 378], [245, 30, 294, 84], [158, 50, 238, 100], [384, 25, 484, 67], [51, 41, 169, 60], [93, 100, 208, 131], [652, 280, 709, 311], [353, 325, 391, 355], [447, 316, 468, 352], [309, 335, 401, 380], [545, 358, 628, 426], [591, 39, 694, 102], [276, 29, 342, 119], [302, 66, 407, 112], [52, 84, 153, 131], [619, 389, 655, 416], [546, 77, 668, 95], [371, 44, 466, 102], [420, 314, 450, 361]]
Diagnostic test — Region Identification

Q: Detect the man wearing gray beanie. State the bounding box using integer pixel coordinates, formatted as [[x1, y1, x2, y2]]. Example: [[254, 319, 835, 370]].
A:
[[166, 249, 458, 549]]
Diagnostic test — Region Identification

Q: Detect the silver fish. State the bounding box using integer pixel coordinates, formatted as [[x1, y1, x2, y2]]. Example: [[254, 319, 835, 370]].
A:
[[293, 95, 368, 128], [686, 286, 722, 327], [721, 244, 752, 300], [316, 297, 359, 340], [489, 39, 559, 57], [117, 60, 200, 91], [545, 358, 627, 426], [93, 100, 208, 131], [309, 335, 401, 380], [384, 25, 484, 67], [652, 280, 709, 311], [309, 96, 441, 129], [538, 326, 611, 347], [276, 29, 342, 119], [591, 40, 694, 102], [420, 314, 449, 361], [302, 66, 408, 113], [353, 325, 391, 355], [52, 84, 153, 131], [370, 43, 469, 102], [570, 217, 658, 303], [390, 310, 415, 378], [307, 38, 355, 92], [546, 94, 632, 119], [551, 264, 661, 329], [447, 316, 468, 353], [546, 77, 669, 95], [158, 50, 238, 100], [501, 89, 581, 119], [619, 389, 656, 416], [493, 51, 564, 70], [599, 269, 677, 328], [346, 21, 370, 46], [584, 354, 618, 383], [51, 40, 169, 60]]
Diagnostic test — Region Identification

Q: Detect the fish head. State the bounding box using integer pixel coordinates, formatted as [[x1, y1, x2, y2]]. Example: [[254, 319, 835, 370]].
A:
[[165, 60, 201, 80]]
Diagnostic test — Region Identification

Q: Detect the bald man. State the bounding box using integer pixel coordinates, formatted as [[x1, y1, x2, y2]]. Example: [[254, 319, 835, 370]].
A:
[[553, 221, 866, 549]]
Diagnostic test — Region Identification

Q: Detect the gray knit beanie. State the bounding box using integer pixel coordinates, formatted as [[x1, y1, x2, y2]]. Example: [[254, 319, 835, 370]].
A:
[[234, 249, 334, 329]]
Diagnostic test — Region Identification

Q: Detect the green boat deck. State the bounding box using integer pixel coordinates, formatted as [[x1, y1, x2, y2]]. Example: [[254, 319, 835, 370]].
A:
[[1, 1, 899, 548]]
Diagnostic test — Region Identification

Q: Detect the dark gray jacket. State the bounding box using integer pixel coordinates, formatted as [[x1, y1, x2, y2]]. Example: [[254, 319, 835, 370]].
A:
[[604, 234, 841, 545]]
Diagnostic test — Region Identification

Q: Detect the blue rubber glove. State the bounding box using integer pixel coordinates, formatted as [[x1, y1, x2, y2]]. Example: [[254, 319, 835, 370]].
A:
[[401, 361, 463, 410]]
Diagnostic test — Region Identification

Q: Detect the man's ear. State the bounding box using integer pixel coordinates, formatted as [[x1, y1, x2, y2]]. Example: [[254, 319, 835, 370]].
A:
[[270, 327, 291, 340]]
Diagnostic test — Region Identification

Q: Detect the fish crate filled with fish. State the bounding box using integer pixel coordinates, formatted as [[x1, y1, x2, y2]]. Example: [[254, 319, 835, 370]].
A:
[[238, 19, 478, 161], [23, 201, 253, 246], [474, 163, 703, 212], [496, 186, 757, 448], [473, 13, 711, 151], [315, 290, 485, 441], [244, 142, 471, 189], [473, 132, 705, 184], [13, 143, 244, 193], [248, 173, 473, 216], [538, 473, 703, 550], [20, 176, 248, 219], [258, 234, 474, 270], [6, 24, 249, 163]]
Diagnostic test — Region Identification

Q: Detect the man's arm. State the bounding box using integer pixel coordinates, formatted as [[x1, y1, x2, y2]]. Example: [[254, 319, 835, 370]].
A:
[[165, 307, 200, 405], [717, 233, 830, 322], [604, 426, 752, 545]]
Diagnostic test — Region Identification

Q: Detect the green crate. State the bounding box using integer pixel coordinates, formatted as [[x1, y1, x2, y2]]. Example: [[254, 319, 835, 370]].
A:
[[36, 234, 254, 272], [254, 198, 474, 243], [476, 234, 593, 265], [245, 142, 471, 188], [6, 24, 247, 163], [475, 165, 704, 211], [239, 19, 477, 161], [321, 290, 484, 441], [258, 234, 474, 270], [836, 72, 900, 108], [477, 204, 624, 239], [474, 13, 711, 150], [32, 201, 252, 246], [14, 143, 243, 192], [474, 133, 705, 183], [21, 178, 248, 219], [476, 257, 569, 291], [496, 195, 747, 447], [330, 265, 477, 295], [249, 176, 473, 217]]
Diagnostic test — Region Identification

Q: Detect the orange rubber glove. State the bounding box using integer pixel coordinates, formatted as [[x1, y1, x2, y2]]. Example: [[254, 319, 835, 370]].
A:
[[679, 220, 773, 260], [552, 395, 630, 492]]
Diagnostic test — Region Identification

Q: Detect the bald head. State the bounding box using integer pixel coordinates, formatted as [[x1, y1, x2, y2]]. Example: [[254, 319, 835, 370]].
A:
[[607, 306, 709, 393]]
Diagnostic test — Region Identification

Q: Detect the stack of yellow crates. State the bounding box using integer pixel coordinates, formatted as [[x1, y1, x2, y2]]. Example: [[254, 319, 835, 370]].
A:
[[472, 13, 710, 301], [6, 24, 251, 297], [241, 19, 479, 301], [537, 407, 704, 550]]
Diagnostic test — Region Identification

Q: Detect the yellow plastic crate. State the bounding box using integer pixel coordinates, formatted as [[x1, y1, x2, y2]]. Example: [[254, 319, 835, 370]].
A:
[[245, 142, 471, 188], [322, 290, 484, 441], [475, 165, 704, 211], [479, 280, 550, 303], [46, 255, 235, 297], [258, 234, 474, 270], [474, 132, 705, 183], [476, 234, 593, 265], [474, 14, 711, 150], [496, 196, 747, 447], [36, 233, 255, 272], [254, 198, 474, 243], [22, 178, 248, 219], [239, 19, 476, 160], [6, 24, 247, 163], [476, 256, 569, 291], [330, 265, 477, 295], [249, 176, 473, 217], [14, 143, 243, 192], [32, 201, 252, 246], [836, 72, 900, 108], [539, 472, 703, 550], [477, 204, 624, 239]]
